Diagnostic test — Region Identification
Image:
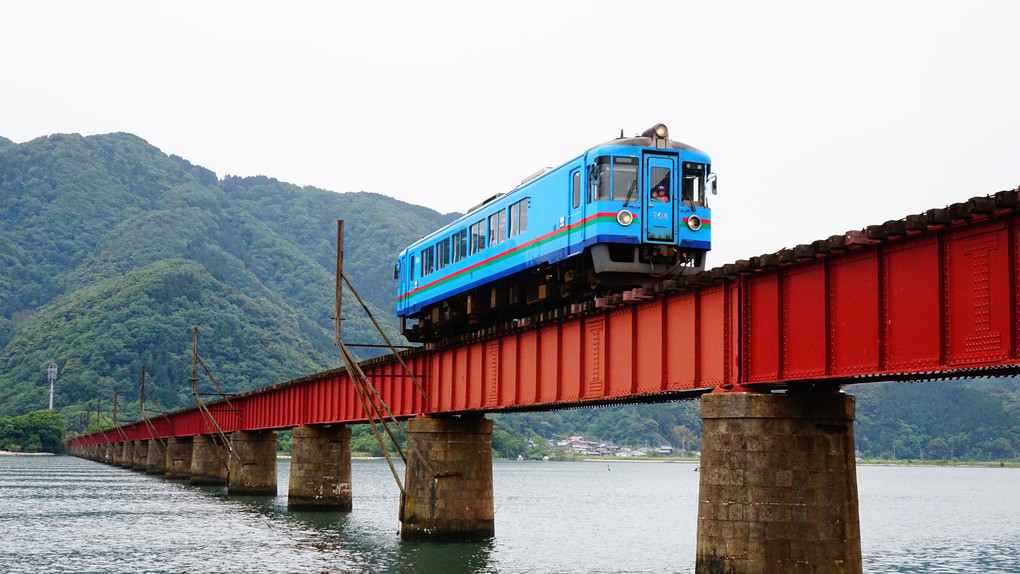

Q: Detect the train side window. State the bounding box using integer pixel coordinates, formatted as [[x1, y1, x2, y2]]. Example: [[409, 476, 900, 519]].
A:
[[488, 209, 506, 247], [452, 229, 467, 263], [421, 246, 434, 277], [572, 171, 581, 208], [469, 220, 485, 255], [509, 198, 529, 238], [436, 238, 450, 270]]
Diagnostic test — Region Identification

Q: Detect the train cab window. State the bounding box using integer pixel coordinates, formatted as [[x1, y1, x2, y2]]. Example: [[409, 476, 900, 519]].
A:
[[589, 156, 638, 201], [488, 209, 507, 247], [590, 157, 612, 201], [572, 171, 581, 208], [682, 162, 707, 206], [509, 198, 529, 238], [451, 229, 467, 263], [436, 238, 450, 270], [651, 167, 672, 203], [421, 246, 434, 276], [613, 157, 639, 201], [469, 220, 486, 255]]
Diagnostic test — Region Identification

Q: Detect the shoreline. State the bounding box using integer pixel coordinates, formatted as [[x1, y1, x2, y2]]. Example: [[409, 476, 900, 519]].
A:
[[582, 458, 699, 464], [0, 450, 56, 456]]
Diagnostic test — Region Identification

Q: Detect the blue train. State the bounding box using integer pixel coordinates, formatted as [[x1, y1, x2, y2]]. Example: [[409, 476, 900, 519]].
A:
[[395, 124, 716, 341]]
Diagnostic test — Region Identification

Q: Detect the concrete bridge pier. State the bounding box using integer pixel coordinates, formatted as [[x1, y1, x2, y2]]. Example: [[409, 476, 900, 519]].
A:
[[104, 442, 115, 464], [695, 390, 862, 574], [228, 430, 278, 496], [165, 437, 194, 480], [400, 415, 494, 542], [146, 438, 167, 474], [288, 425, 353, 511], [190, 434, 229, 486], [131, 440, 150, 471], [118, 442, 133, 468]]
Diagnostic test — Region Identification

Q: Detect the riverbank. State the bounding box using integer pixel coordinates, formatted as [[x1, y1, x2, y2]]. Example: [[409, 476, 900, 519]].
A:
[[0, 450, 55, 456]]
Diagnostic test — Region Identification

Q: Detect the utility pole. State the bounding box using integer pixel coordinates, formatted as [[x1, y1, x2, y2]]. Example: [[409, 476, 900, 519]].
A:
[[47, 362, 58, 410]]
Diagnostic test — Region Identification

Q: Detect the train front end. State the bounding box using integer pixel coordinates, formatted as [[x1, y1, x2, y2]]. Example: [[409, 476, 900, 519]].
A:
[[584, 123, 715, 285]]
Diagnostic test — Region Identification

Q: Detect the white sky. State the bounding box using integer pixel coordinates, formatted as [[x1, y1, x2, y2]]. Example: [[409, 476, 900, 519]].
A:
[[3, 1, 1018, 265]]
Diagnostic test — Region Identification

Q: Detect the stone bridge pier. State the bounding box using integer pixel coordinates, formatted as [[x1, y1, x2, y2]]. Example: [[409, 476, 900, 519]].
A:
[[695, 390, 862, 574], [228, 430, 278, 495], [166, 437, 194, 479], [288, 425, 352, 511], [190, 434, 229, 486], [400, 415, 494, 542]]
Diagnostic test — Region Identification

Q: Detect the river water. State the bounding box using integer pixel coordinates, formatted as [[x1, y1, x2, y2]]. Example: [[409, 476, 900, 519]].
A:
[[1, 456, 1018, 573]]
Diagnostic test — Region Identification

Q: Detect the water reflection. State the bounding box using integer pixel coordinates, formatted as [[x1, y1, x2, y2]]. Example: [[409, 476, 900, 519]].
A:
[[394, 540, 496, 574]]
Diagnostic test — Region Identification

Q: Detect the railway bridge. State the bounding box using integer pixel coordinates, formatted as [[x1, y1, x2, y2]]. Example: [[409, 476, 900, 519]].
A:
[[69, 187, 1020, 573]]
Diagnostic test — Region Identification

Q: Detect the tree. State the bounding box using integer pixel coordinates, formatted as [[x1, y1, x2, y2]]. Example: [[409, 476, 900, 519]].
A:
[[0, 409, 65, 453], [925, 437, 949, 460], [491, 419, 526, 458], [989, 438, 1015, 459], [670, 425, 697, 454], [948, 433, 969, 459]]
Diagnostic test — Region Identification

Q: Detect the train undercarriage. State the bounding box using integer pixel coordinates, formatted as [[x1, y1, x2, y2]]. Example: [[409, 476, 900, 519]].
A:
[[402, 244, 705, 343]]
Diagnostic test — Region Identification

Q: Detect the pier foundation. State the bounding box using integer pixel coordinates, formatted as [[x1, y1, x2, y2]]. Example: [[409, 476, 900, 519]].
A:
[[118, 441, 133, 468], [166, 437, 194, 480], [228, 430, 278, 496], [146, 439, 167, 474], [190, 434, 229, 486], [400, 415, 494, 541], [288, 425, 352, 511], [695, 390, 862, 574], [131, 440, 149, 471]]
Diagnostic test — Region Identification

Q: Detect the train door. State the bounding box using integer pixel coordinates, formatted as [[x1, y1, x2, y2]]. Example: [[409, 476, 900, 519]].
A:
[[643, 154, 678, 243], [566, 167, 584, 255], [403, 254, 414, 299]]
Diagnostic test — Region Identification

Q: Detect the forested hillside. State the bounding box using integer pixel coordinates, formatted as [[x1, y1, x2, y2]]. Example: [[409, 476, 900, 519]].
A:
[[0, 133, 453, 418], [493, 379, 1020, 461]]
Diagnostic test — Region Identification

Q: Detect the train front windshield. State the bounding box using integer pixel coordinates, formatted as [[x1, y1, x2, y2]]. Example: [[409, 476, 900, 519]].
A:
[[591, 156, 639, 202]]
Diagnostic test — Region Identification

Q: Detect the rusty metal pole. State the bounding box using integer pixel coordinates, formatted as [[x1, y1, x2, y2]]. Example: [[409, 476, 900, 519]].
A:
[[192, 327, 198, 397], [139, 366, 145, 422], [336, 220, 343, 342]]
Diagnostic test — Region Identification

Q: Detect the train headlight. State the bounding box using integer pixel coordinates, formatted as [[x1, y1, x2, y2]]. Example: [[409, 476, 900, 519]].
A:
[[686, 215, 702, 231], [641, 124, 670, 149], [617, 210, 634, 226]]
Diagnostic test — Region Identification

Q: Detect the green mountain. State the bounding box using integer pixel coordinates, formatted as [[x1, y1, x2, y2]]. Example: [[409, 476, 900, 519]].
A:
[[0, 132, 454, 418]]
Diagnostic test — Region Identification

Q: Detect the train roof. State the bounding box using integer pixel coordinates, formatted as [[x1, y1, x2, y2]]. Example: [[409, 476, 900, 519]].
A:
[[400, 126, 709, 253], [587, 135, 705, 155]]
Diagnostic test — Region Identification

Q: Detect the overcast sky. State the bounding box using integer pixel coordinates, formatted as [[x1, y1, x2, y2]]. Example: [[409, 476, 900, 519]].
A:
[[3, 1, 1018, 265]]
